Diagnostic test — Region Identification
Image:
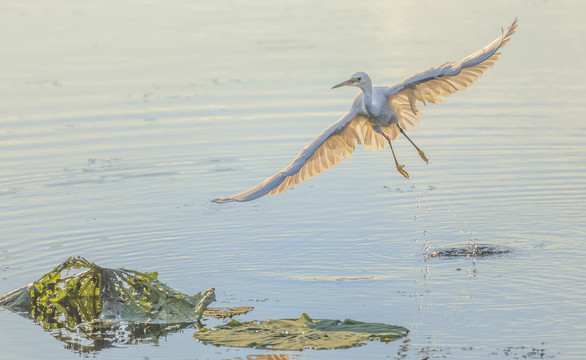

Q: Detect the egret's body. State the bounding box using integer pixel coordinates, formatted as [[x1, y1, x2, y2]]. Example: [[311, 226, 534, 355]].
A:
[[213, 19, 517, 203]]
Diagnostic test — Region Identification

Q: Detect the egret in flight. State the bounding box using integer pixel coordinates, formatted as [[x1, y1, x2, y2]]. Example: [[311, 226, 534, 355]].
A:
[[213, 19, 517, 203]]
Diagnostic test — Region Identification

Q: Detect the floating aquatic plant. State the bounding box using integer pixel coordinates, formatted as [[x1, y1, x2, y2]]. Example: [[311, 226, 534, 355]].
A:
[[194, 313, 408, 350], [1, 257, 407, 354], [0, 257, 246, 353]]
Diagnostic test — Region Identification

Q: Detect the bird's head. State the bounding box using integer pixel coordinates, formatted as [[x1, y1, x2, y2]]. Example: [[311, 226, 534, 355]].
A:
[[332, 72, 371, 90]]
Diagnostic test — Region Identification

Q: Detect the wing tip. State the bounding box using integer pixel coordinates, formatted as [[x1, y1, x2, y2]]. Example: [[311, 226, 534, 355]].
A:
[[501, 18, 518, 45], [212, 189, 270, 203]]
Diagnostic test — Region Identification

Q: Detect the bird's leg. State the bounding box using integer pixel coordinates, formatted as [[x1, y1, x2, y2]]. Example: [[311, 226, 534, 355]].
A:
[[399, 128, 429, 164], [374, 126, 409, 179]]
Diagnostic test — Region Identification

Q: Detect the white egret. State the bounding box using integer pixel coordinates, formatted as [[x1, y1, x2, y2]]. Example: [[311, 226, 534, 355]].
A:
[[213, 19, 517, 203]]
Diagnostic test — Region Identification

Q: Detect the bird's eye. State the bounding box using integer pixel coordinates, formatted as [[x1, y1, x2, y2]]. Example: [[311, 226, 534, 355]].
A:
[[356, 77, 361, 81]]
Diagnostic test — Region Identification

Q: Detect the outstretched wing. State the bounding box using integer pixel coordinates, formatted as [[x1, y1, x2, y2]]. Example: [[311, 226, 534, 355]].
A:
[[387, 18, 518, 135], [212, 108, 387, 203]]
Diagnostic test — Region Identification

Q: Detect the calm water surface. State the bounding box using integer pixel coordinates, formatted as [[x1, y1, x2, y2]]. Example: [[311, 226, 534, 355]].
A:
[[1, 1, 585, 359]]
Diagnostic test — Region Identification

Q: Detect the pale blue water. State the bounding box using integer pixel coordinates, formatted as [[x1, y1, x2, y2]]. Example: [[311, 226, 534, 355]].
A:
[[1, 1, 585, 359]]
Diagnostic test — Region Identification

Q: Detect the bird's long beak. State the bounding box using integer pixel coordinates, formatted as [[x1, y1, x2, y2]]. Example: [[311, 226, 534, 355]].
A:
[[331, 78, 357, 89]]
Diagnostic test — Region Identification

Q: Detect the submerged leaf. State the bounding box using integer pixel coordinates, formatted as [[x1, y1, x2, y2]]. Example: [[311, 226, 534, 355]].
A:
[[194, 313, 408, 350], [427, 244, 512, 259]]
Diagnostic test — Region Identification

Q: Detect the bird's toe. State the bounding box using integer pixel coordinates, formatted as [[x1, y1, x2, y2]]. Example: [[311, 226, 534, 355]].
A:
[[418, 150, 430, 164], [396, 165, 410, 179]]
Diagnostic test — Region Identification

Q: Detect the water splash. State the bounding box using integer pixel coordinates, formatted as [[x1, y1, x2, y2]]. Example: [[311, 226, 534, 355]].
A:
[[426, 244, 513, 259]]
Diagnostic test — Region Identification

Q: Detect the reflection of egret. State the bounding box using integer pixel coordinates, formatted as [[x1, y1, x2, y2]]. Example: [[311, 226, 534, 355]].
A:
[[213, 19, 518, 203]]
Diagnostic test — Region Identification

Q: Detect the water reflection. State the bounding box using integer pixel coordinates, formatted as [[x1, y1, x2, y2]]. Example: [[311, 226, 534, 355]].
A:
[[234, 354, 301, 360], [19, 315, 192, 355]]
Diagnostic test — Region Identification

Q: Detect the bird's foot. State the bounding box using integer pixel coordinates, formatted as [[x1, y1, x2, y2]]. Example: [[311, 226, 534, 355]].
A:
[[396, 164, 410, 179], [418, 150, 429, 164]]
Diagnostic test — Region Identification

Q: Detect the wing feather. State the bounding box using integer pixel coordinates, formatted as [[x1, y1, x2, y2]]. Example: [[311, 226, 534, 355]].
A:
[[212, 111, 386, 203], [387, 18, 517, 134]]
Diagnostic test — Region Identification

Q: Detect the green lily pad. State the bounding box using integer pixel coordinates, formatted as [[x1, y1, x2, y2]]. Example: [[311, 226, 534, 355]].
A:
[[0, 257, 216, 324], [194, 313, 409, 350], [0, 257, 224, 353]]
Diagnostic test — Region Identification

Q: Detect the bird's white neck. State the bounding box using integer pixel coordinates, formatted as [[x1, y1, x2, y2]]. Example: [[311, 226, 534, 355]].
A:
[[359, 82, 374, 115]]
